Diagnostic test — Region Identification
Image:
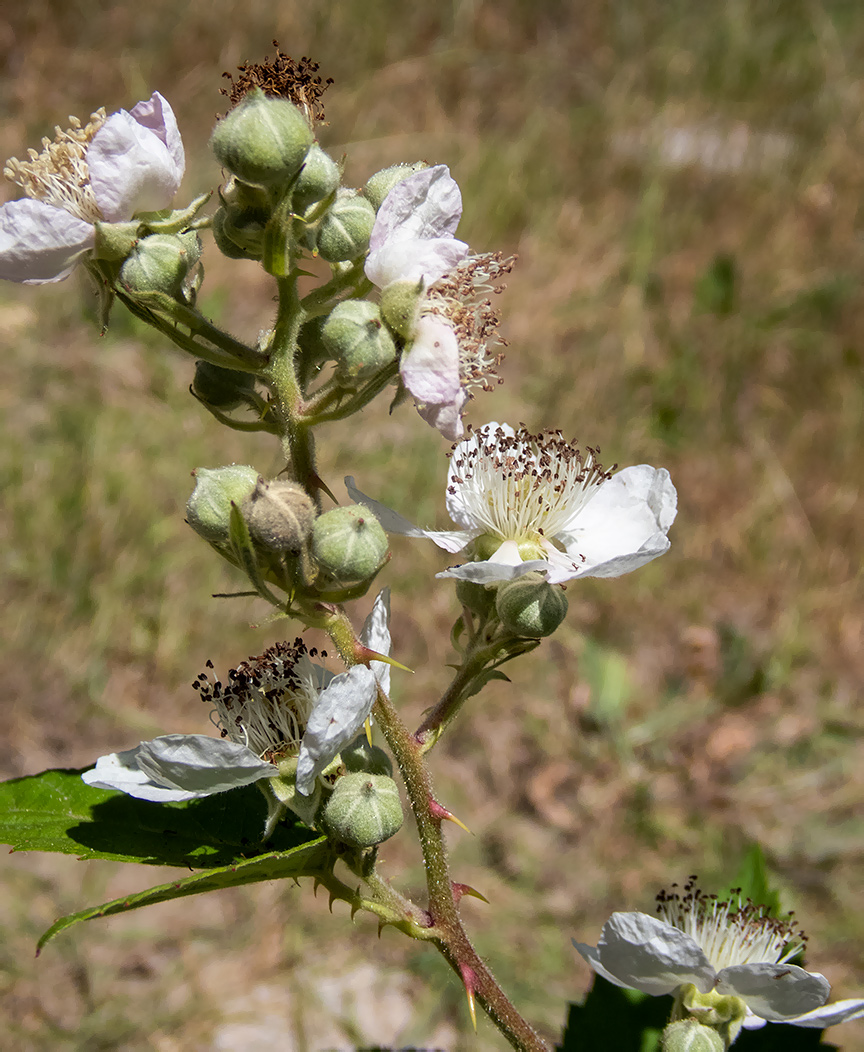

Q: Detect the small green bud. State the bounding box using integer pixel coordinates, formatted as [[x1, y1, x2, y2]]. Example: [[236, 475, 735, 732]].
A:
[[119, 231, 201, 296], [311, 506, 389, 585], [192, 361, 258, 410], [316, 189, 376, 262], [186, 464, 259, 544], [210, 88, 313, 188], [455, 579, 498, 619], [662, 1021, 724, 1052], [323, 772, 403, 847], [321, 300, 398, 380], [364, 161, 428, 211], [212, 203, 270, 259], [242, 477, 317, 554], [379, 278, 423, 339], [293, 143, 340, 213], [211, 207, 254, 259], [495, 572, 568, 638], [341, 735, 393, 777]]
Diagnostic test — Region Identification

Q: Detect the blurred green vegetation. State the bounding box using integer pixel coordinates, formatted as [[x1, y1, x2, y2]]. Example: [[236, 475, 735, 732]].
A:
[[2, 0, 864, 1047]]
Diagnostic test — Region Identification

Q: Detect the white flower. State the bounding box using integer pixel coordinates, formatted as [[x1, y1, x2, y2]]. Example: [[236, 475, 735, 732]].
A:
[[1, 92, 184, 284], [365, 165, 511, 440], [573, 882, 864, 1033], [347, 422, 676, 585], [82, 591, 391, 802]]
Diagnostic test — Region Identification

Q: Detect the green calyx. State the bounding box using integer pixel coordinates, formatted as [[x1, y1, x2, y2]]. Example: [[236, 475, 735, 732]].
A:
[[322, 772, 404, 848], [363, 161, 428, 211], [662, 1020, 725, 1052], [293, 144, 341, 213], [186, 464, 260, 544], [321, 300, 398, 380], [670, 984, 747, 1050], [210, 88, 313, 189], [119, 231, 201, 296], [315, 189, 376, 262], [192, 360, 259, 410], [379, 278, 423, 339], [341, 735, 394, 777], [311, 505, 389, 586], [495, 572, 568, 638]]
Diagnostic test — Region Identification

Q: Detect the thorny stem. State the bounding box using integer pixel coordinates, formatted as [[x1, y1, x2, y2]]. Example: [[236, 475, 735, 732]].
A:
[[322, 607, 547, 1052]]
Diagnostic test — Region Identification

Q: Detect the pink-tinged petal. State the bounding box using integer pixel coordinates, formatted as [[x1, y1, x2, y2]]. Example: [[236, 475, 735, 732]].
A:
[[360, 588, 391, 695], [89, 107, 184, 221], [716, 964, 830, 1022], [0, 198, 94, 283], [557, 466, 677, 579], [365, 235, 468, 288], [369, 165, 463, 253], [416, 394, 467, 441], [128, 92, 185, 176], [345, 475, 476, 552], [401, 316, 461, 403], [577, 912, 717, 997], [785, 997, 864, 1028], [296, 665, 378, 794]]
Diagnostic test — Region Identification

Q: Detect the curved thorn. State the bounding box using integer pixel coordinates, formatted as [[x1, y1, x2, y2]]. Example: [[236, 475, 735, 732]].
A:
[[452, 882, 490, 904], [459, 963, 478, 1032], [429, 798, 473, 835]]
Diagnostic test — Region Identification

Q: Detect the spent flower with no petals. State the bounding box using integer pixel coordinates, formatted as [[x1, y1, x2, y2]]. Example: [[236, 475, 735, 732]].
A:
[[348, 422, 677, 584], [1, 92, 184, 283], [366, 165, 511, 440], [573, 879, 864, 1043]]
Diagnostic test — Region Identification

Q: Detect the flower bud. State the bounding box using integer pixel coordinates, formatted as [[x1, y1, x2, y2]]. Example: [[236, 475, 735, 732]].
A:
[[192, 361, 258, 410], [661, 1021, 724, 1052], [495, 572, 568, 638], [211, 207, 255, 259], [341, 735, 393, 777], [119, 232, 201, 296], [363, 161, 428, 211], [210, 88, 313, 189], [321, 300, 397, 380], [311, 506, 389, 585], [293, 143, 340, 213], [322, 772, 403, 848], [212, 203, 270, 259], [242, 478, 317, 554], [186, 464, 260, 544], [455, 579, 497, 619], [379, 278, 423, 339], [315, 189, 376, 262]]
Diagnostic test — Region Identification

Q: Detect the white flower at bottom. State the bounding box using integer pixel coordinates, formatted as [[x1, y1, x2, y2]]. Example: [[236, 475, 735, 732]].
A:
[[573, 881, 864, 1035], [82, 591, 391, 804], [1, 92, 184, 283], [347, 422, 676, 584]]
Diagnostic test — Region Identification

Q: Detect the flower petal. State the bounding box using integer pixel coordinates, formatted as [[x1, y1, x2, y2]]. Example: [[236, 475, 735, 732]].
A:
[[128, 92, 185, 178], [345, 476, 475, 553], [785, 997, 864, 1028], [0, 198, 95, 283], [81, 734, 276, 802], [360, 588, 392, 695], [401, 316, 461, 403], [716, 964, 830, 1022], [370, 165, 463, 251], [416, 396, 468, 441], [444, 422, 516, 529], [557, 466, 677, 579], [296, 665, 378, 795], [366, 236, 469, 289], [89, 96, 184, 222], [574, 912, 717, 997]]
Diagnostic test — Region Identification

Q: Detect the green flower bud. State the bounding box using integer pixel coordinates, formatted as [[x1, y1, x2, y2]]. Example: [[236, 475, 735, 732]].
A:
[[186, 464, 259, 544], [341, 735, 393, 777], [212, 203, 270, 259], [495, 572, 568, 638], [364, 161, 428, 211], [192, 360, 258, 410], [242, 478, 317, 554], [316, 189, 376, 262], [119, 231, 201, 296], [379, 277, 423, 339], [321, 300, 397, 380], [311, 506, 389, 585], [293, 143, 340, 213], [323, 772, 403, 848], [662, 1021, 724, 1052], [210, 88, 313, 189], [455, 579, 497, 619], [211, 207, 254, 259]]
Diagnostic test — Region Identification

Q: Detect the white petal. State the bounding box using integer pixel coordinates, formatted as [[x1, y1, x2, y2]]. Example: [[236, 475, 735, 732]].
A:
[[135, 734, 278, 793], [557, 466, 677, 579], [128, 92, 185, 178], [366, 236, 468, 289], [576, 912, 717, 997], [436, 557, 550, 583], [345, 476, 475, 552], [0, 198, 94, 283], [296, 665, 378, 795], [444, 422, 516, 528], [416, 395, 467, 441], [716, 964, 830, 1022], [785, 997, 864, 1028], [369, 165, 463, 252], [401, 316, 461, 403], [360, 588, 392, 695], [89, 102, 184, 222]]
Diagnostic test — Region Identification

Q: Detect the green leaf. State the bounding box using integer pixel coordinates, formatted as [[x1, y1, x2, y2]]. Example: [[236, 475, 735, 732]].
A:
[[0, 767, 323, 867], [37, 837, 330, 953]]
